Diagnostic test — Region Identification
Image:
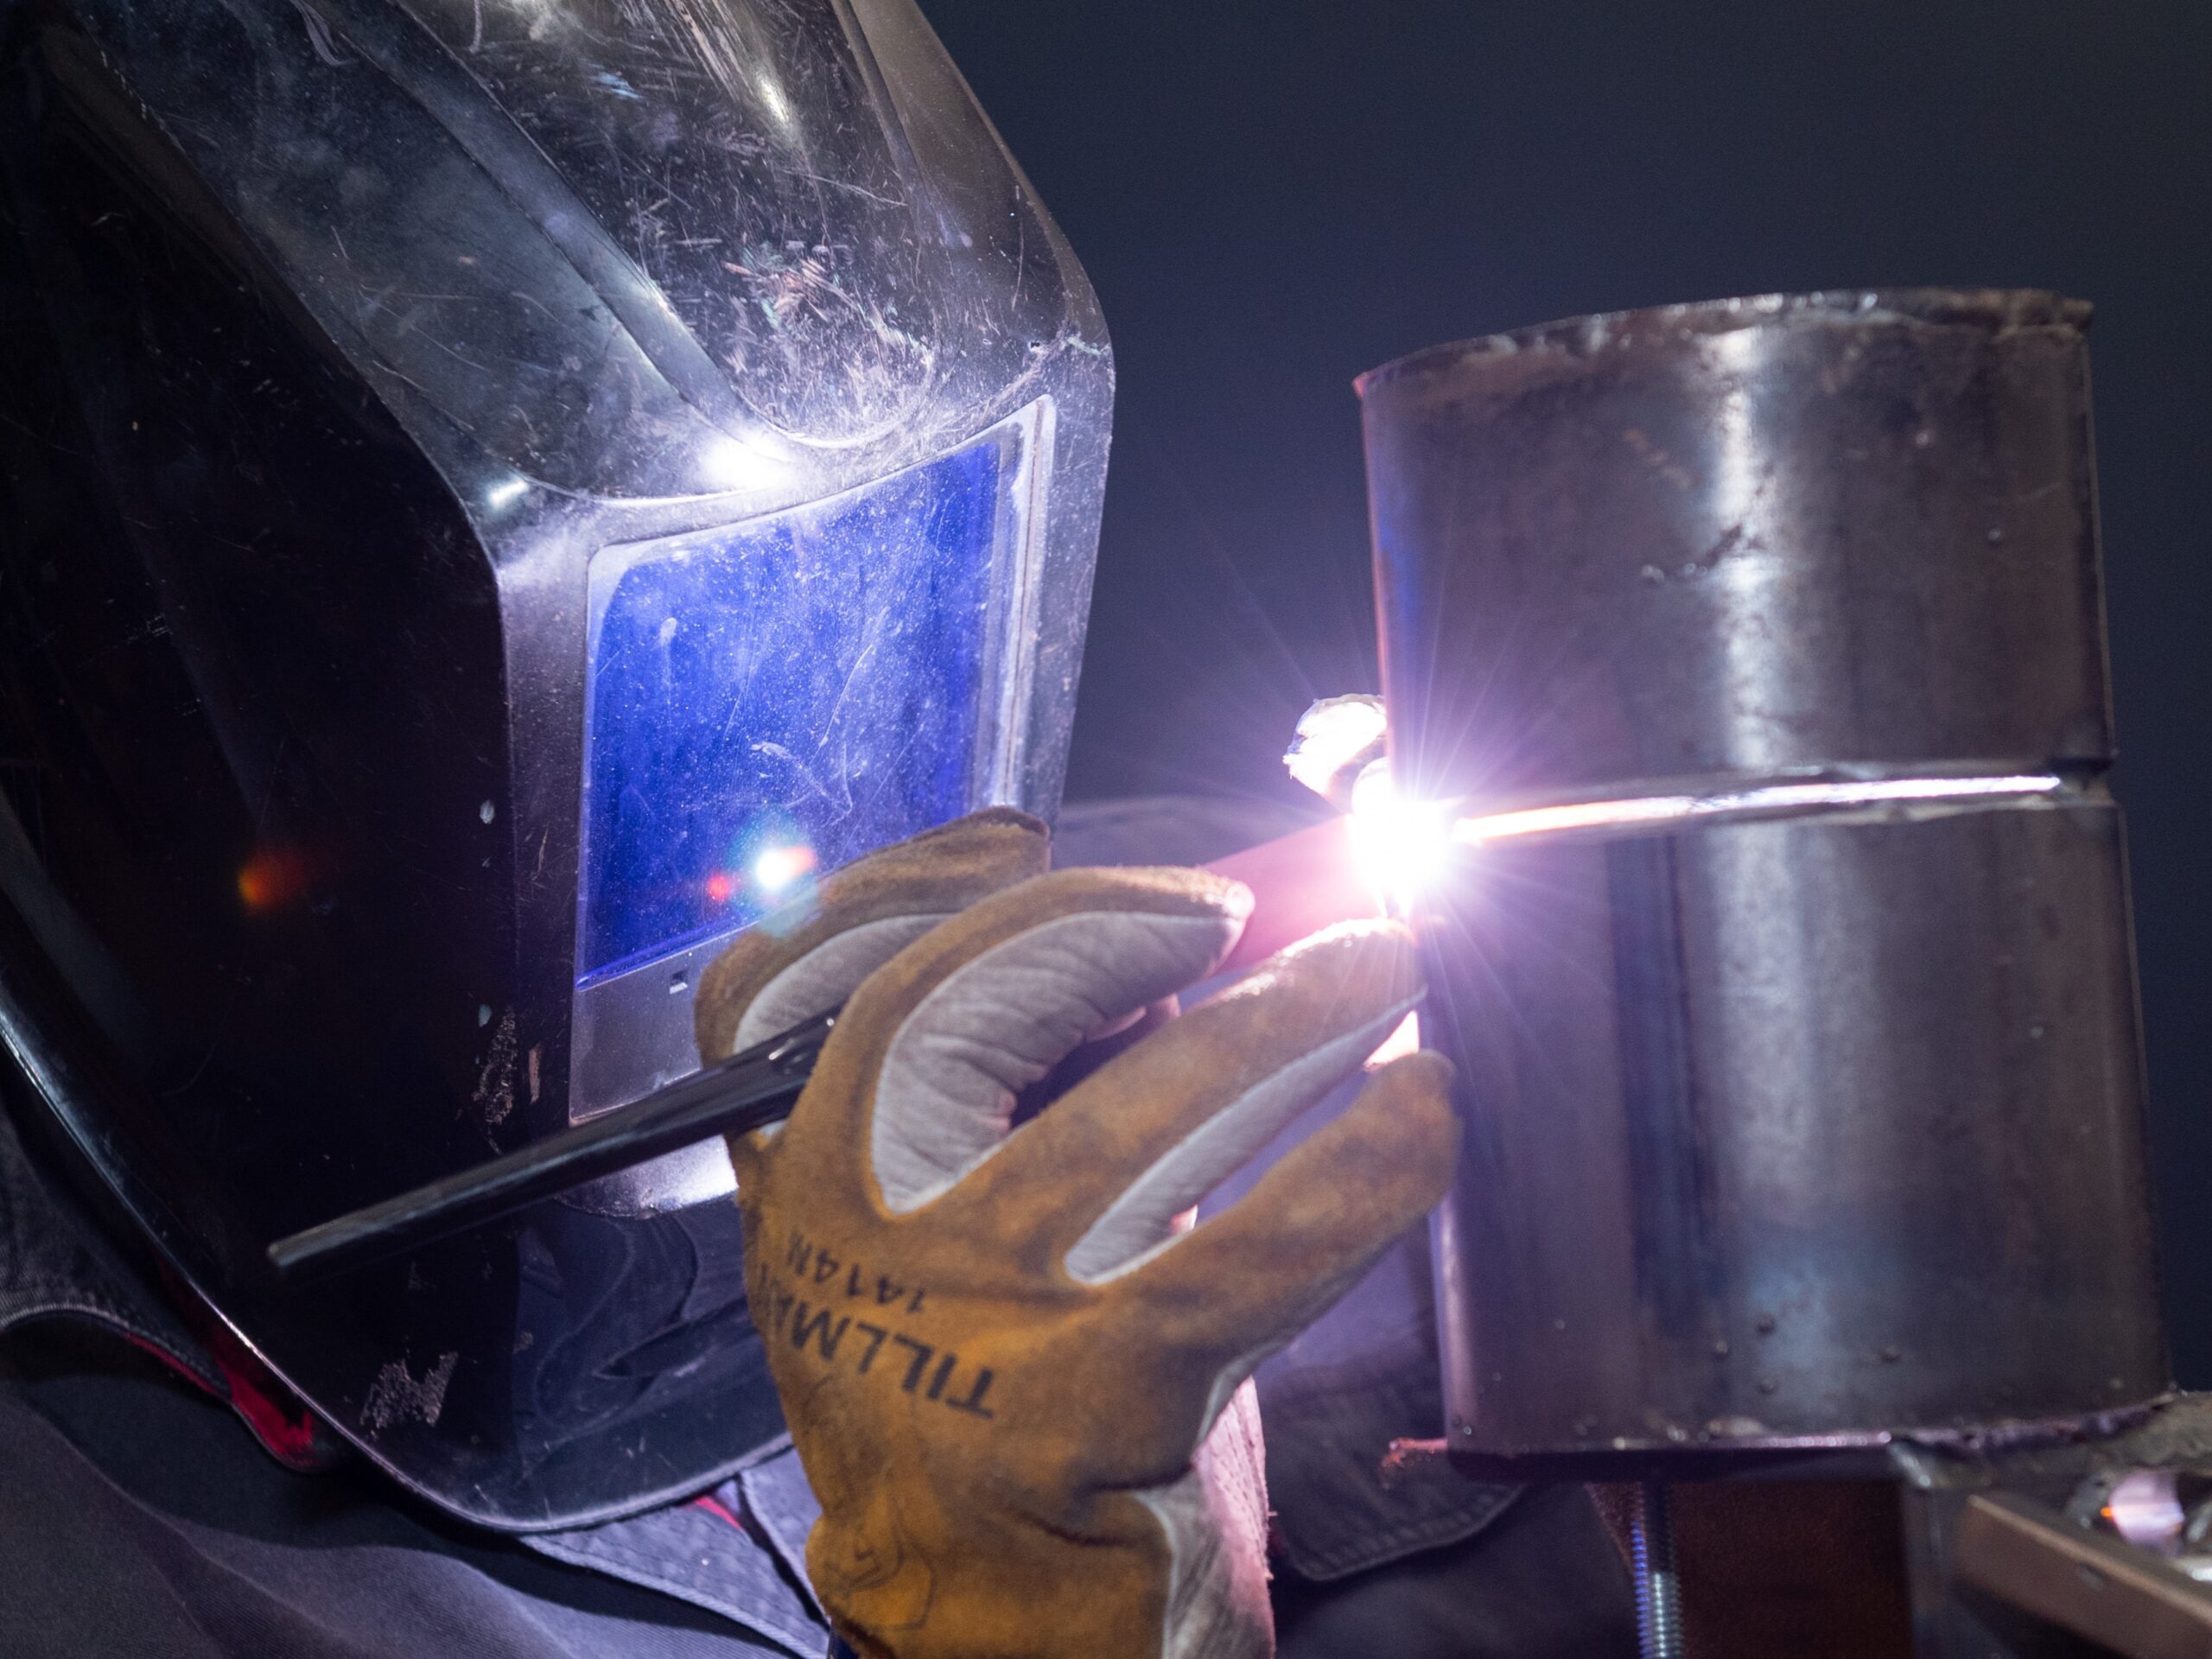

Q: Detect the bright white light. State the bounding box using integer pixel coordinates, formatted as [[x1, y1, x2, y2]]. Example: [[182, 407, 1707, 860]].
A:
[[2105, 1470, 2187, 1554], [700, 436, 792, 494], [1366, 1010, 1422, 1069], [1346, 761, 1453, 917], [753, 843, 818, 895], [753, 76, 794, 134], [484, 476, 530, 511]]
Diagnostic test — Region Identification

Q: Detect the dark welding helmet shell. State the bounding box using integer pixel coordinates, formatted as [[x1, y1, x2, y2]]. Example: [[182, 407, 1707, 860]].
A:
[[0, 0, 1109, 1528]]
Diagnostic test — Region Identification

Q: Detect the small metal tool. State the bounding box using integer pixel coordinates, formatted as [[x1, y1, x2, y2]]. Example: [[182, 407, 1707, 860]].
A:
[[267, 1007, 838, 1281]]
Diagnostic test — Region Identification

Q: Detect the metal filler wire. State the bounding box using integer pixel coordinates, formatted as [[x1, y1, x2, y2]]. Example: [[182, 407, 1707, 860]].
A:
[[266, 1007, 838, 1280]]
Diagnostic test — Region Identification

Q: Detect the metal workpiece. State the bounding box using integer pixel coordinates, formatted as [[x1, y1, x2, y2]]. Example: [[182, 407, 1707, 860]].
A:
[[1361, 289, 2113, 808], [1364, 291, 2166, 1478], [1425, 798, 2164, 1472]]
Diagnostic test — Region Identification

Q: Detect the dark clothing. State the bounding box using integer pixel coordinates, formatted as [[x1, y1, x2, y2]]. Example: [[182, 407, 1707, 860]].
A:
[[0, 1084, 1634, 1659], [1274, 1484, 1647, 1657], [1, 1332, 1637, 1659], [0, 798, 1637, 1657], [3, 1344, 817, 1659]]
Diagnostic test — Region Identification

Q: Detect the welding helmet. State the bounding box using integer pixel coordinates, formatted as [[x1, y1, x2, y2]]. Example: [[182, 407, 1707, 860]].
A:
[[0, 0, 1109, 1527]]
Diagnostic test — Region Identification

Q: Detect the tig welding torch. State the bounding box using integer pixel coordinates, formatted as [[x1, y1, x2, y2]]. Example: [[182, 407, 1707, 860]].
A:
[[267, 817, 1372, 1281]]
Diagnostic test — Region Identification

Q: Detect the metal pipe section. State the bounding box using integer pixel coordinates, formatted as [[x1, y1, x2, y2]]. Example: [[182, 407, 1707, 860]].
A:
[[1362, 291, 2167, 1477]]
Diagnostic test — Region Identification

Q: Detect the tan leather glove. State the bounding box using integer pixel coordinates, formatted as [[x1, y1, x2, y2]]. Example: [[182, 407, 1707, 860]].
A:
[[696, 810, 1458, 1659]]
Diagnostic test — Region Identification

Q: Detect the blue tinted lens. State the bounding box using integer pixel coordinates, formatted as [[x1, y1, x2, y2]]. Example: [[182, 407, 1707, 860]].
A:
[[577, 439, 1005, 984]]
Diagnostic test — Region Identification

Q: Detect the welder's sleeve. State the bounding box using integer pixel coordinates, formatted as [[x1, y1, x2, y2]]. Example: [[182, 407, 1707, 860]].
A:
[[696, 813, 1459, 1659]]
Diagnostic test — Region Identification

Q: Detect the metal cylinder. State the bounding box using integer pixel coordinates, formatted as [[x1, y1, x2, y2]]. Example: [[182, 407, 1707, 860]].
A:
[[1360, 291, 2167, 1476]]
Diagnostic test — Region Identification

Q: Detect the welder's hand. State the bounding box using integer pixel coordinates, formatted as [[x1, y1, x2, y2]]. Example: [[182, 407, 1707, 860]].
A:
[[704, 849, 1459, 1659], [694, 807, 1052, 1065]]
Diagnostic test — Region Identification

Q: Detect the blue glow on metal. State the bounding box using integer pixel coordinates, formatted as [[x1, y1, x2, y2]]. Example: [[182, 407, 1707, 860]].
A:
[[576, 439, 1005, 984]]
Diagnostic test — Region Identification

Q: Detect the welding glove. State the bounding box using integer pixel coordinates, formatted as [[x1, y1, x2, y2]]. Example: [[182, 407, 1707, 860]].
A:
[[695, 809, 1459, 1659]]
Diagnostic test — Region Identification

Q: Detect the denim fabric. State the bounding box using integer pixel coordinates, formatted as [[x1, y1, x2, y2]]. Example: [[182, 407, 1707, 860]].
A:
[[738, 1450, 826, 1592], [0, 1363, 817, 1658], [1273, 1483, 1639, 1659], [525, 1455, 828, 1657]]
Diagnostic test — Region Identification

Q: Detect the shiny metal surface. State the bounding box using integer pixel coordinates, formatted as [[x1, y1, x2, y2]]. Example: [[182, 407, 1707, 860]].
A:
[[1363, 291, 2167, 1476], [1363, 290, 2113, 810], [1425, 802, 2163, 1465]]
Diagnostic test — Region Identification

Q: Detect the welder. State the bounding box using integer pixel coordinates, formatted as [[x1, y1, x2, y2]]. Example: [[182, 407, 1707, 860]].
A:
[[0, 1, 1632, 1655]]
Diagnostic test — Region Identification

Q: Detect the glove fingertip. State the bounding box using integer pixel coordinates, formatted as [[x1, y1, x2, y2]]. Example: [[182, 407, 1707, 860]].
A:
[[694, 942, 761, 1061], [1342, 1049, 1462, 1207], [722, 1122, 773, 1184]]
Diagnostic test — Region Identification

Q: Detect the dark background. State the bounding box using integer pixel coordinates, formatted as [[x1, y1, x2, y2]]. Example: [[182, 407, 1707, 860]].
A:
[[919, 1, 2212, 1382]]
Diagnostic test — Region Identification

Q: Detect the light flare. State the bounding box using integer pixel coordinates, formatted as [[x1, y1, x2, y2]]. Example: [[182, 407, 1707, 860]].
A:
[[238, 847, 314, 912], [753, 843, 817, 894], [700, 435, 792, 493], [1346, 762, 1452, 918]]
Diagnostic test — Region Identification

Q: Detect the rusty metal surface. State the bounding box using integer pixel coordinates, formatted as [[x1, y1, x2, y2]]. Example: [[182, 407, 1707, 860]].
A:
[[1363, 290, 2168, 1478]]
